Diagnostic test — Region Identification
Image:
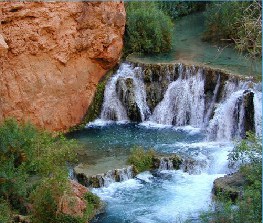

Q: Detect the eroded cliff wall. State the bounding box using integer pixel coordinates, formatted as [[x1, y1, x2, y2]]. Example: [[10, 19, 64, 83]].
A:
[[0, 2, 125, 131]]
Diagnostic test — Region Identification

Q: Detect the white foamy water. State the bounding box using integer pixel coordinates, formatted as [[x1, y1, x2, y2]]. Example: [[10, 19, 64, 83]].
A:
[[100, 63, 150, 122], [150, 67, 205, 127], [92, 170, 225, 223], [86, 119, 129, 128], [254, 92, 262, 136], [87, 63, 262, 223]]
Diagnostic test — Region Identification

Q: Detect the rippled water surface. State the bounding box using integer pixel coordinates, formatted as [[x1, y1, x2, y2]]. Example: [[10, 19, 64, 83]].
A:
[[69, 123, 233, 223]]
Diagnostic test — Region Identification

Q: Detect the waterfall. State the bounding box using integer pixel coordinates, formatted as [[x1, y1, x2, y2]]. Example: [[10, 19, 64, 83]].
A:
[[254, 92, 262, 136], [75, 165, 136, 188], [97, 62, 262, 140], [207, 90, 246, 141], [159, 157, 174, 170], [204, 75, 220, 126], [100, 63, 150, 122], [150, 67, 205, 127]]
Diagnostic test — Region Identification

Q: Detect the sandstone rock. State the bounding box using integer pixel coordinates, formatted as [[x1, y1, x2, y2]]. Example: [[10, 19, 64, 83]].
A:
[[0, 33, 8, 51], [58, 180, 88, 217], [0, 2, 125, 131]]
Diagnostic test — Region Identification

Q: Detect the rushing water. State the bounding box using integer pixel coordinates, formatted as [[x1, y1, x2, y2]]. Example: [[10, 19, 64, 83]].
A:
[[70, 123, 234, 223], [68, 58, 262, 222]]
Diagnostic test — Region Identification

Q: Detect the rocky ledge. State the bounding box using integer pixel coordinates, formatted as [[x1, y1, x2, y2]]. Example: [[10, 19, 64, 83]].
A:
[[212, 171, 246, 202]]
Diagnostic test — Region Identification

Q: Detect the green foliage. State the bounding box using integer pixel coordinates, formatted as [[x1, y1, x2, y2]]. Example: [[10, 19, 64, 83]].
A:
[[82, 69, 113, 124], [203, 1, 262, 59], [128, 147, 156, 173], [84, 191, 100, 209], [0, 199, 12, 223], [199, 132, 262, 223], [30, 176, 72, 223], [157, 1, 206, 20], [124, 2, 173, 55], [83, 191, 101, 220], [0, 119, 79, 221]]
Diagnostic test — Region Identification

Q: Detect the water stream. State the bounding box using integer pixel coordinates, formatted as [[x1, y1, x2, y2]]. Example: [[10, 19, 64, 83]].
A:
[[68, 58, 262, 222], [127, 13, 262, 76]]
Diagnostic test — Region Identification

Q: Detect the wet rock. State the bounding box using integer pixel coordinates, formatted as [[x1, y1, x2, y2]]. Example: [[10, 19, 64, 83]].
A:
[[152, 155, 183, 170], [74, 165, 136, 188], [212, 171, 246, 202], [243, 90, 255, 134], [116, 78, 142, 122]]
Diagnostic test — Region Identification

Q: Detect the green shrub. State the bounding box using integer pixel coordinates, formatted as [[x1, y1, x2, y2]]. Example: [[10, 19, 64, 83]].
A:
[[0, 199, 12, 223], [84, 191, 100, 209], [124, 2, 173, 55], [0, 119, 79, 221], [128, 147, 156, 173], [157, 1, 206, 20], [203, 1, 261, 59]]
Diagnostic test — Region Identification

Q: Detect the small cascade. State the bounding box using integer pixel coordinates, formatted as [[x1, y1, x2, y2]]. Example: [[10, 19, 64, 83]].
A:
[[100, 63, 150, 122], [75, 165, 135, 188], [150, 67, 205, 127], [204, 75, 221, 126], [254, 92, 262, 136], [158, 157, 174, 170], [208, 90, 246, 140]]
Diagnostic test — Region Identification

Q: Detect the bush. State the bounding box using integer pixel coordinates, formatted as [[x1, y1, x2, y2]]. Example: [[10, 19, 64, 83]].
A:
[[157, 1, 206, 20], [128, 147, 156, 173], [0, 199, 12, 223], [203, 1, 262, 59], [0, 119, 79, 221], [124, 2, 173, 55]]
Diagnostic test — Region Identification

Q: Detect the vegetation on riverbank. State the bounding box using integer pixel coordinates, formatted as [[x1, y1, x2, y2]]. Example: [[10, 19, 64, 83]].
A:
[[128, 147, 156, 173], [128, 147, 182, 174], [203, 1, 262, 60], [124, 1, 206, 56], [199, 132, 262, 223], [124, 2, 173, 55], [0, 119, 100, 223]]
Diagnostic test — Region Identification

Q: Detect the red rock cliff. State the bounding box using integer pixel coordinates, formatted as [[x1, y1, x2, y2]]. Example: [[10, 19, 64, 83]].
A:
[[0, 2, 125, 131]]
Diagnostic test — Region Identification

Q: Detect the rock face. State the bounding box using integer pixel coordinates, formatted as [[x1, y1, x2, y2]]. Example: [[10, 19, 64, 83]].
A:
[[58, 180, 88, 218], [212, 172, 246, 202], [0, 2, 125, 131]]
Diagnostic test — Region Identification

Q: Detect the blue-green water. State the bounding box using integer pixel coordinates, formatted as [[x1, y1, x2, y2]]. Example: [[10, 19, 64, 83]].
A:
[[127, 13, 262, 76], [68, 123, 204, 160], [69, 123, 233, 223]]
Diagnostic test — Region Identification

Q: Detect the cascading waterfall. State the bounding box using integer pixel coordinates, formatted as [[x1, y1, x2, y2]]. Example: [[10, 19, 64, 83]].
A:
[[254, 92, 262, 136], [83, 61, 262, 221], [158, 157, 174, 170], [149, 67, 205, 127], [207, 90, 246, 141], [207, 80, 261, 141], [100, 63, 150, 122], [97, 62, 262, 141]]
